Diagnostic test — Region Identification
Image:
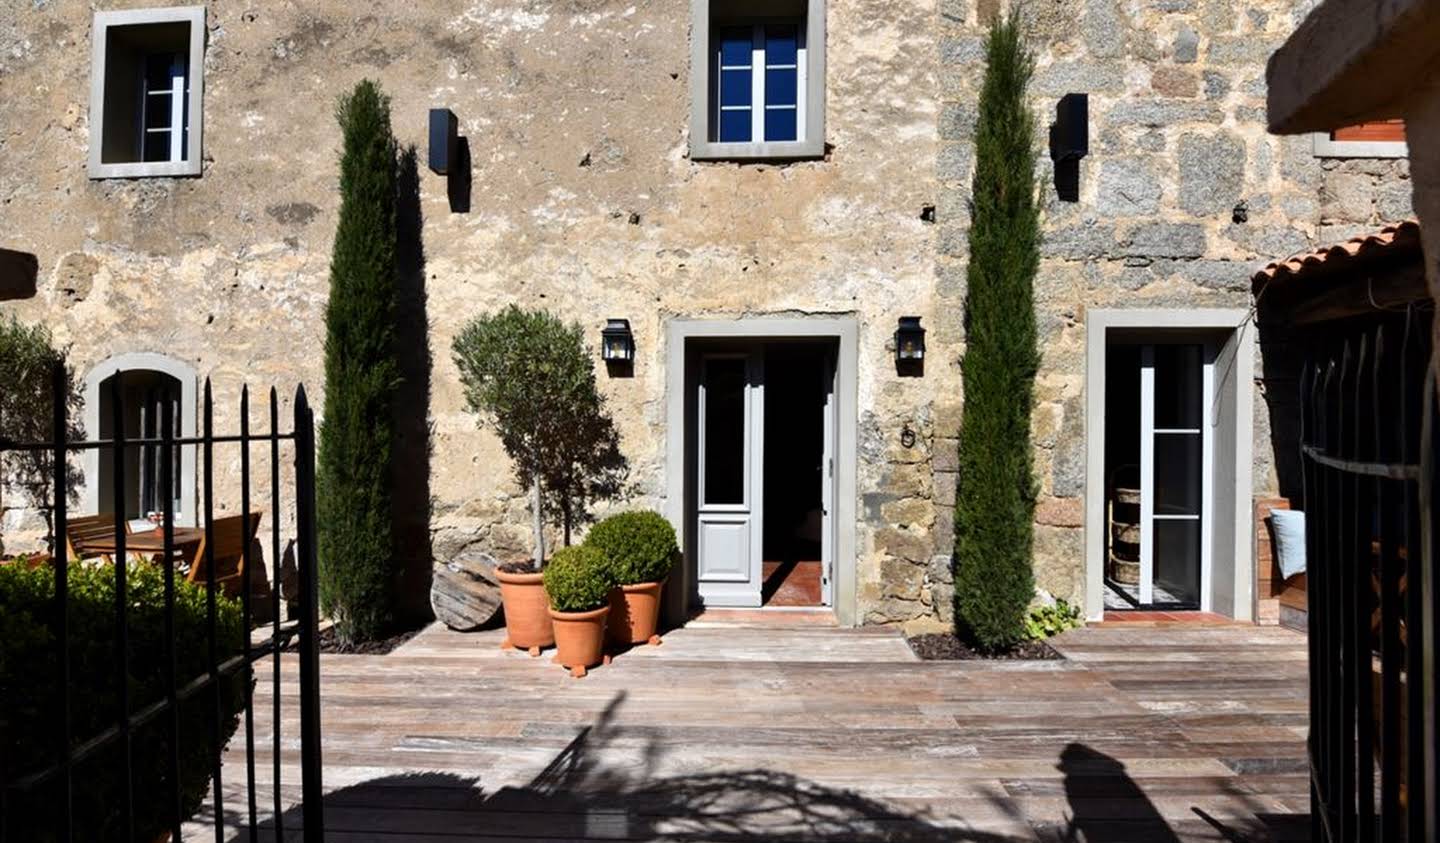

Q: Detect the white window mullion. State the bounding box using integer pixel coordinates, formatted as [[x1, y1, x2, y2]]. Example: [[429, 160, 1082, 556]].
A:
[[168, 56, 185, 162], [796, 40, 807, 142], [1138, 345, 1155, 605], [750, 25, 764, 143]]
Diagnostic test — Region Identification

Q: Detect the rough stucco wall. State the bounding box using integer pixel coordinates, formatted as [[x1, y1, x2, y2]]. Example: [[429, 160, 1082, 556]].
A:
[[0, 1, 945, 624], [930, 0, 1414, 616]]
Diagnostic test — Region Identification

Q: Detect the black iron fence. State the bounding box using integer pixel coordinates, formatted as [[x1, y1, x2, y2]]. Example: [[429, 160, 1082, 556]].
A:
[[0, 362, 324, 841], [1300, 307, 1438, 842]]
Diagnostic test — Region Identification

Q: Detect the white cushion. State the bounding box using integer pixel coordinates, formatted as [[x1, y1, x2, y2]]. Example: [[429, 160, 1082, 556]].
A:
[[1270, 509, 1307, 580]]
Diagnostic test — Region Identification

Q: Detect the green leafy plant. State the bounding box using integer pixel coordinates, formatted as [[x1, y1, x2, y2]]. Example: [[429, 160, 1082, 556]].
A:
[[1024, 599, 1083, 641], [453, 306, 626, 567], [0, 316, 83, 557], [0, 561, 247, 841], [953, 13, 1041, 653], [586, 510, 678, 586], [318, 79, 403, 645], [543, 544, 614, 613]]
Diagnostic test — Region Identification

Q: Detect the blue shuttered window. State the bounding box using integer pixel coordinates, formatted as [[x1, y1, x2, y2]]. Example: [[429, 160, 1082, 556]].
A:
[[714, 21, 803, 144]]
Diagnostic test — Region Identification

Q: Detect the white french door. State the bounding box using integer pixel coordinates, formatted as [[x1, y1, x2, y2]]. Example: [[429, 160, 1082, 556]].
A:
[[819, 350, 837, 607], [1137, 343, 1214, 608], [695, 353, 765, 606]]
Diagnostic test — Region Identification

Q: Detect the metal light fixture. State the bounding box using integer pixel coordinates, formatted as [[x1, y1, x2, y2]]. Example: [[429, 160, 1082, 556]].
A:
[[428, 108, 458, 175], [895, 317, 926, 363], [601, 319, 634, 362]]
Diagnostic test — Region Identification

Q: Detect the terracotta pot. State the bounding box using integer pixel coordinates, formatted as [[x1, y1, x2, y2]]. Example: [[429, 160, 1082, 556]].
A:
[[496, 569, 554, 656], [606, 580, 665, 647], [549, 605, 610, 678]]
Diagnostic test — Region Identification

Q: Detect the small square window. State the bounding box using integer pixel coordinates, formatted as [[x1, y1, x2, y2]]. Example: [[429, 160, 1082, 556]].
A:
[[689, 1, 825, 161], [1313, 120, 1408, 159], [88, 7, 206, 179]]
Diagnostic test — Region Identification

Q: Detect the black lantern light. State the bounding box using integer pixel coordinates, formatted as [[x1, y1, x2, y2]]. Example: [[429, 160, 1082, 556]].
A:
[[895, 316, 926, 363], [601, 318, 635, 362]]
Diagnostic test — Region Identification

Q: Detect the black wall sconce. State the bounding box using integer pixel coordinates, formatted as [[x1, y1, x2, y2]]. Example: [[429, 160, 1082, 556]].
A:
[[895, 316, 925, 377], [1048, 93, 1088, 203], [601, 318, 635, 377], [429, 108, 471, 213]]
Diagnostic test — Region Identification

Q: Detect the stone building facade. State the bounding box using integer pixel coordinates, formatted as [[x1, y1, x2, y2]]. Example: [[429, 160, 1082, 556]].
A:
[[0, 0, 1416, 629]]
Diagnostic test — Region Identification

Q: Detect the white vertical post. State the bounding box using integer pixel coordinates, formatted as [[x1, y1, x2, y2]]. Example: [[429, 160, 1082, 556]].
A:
[[1139, 345, 1155, 605], [168, 56, 185, 162]]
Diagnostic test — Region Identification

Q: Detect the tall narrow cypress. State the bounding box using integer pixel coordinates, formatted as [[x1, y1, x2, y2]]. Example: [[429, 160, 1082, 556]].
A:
[[953, 15, 1041, 651], [318, 80, 401, 645]]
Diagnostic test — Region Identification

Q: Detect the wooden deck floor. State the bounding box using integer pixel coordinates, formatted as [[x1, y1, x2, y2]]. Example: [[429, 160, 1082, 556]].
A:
[[196, 621, 1311, 842]]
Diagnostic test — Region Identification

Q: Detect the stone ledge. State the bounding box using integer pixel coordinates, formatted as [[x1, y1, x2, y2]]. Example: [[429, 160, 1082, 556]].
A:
[[1267, 0, 1440, 134]]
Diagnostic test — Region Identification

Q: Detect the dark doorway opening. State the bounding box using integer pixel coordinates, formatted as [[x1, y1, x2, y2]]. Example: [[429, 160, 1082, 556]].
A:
[[761, 341, 831, 607]]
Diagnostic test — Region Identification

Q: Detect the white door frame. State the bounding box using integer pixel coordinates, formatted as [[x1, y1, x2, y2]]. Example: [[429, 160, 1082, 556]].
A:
[[665, 317, 859, 626], [1084, 309, 1254, 622]]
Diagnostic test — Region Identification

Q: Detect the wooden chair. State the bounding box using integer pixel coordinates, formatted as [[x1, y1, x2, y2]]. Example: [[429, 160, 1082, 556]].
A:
[[185, 512, 263, 600], [65, 514, 127, 564]]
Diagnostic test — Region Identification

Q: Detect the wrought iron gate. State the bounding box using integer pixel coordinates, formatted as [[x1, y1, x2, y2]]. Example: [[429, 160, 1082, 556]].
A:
[[0, 362, 324, 841], [1300, 308, 1438, 842]]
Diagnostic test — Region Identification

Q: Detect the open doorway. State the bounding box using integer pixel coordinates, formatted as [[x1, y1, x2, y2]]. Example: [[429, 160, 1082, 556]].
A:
[[761, 343, 829, 606], [1085, 309, 1256, 622], [687, 338, 837, 610], [1103, 341, 1209, 610]]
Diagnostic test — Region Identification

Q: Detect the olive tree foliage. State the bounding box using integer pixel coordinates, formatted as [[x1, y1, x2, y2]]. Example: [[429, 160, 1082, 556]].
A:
[[0, 317, 83, 556], [452, 306, 627, 565]]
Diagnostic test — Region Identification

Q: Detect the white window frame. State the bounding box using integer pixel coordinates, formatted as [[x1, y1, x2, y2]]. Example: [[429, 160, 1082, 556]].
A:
[[690, 0, 826, 161], [88, 6, 205, 179], [1312, 132, 1408, 159]]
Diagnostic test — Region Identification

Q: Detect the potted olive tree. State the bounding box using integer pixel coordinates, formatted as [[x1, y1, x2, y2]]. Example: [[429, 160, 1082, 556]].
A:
[[452, 306, 626, 656], [587, 510, 677, 648], [543, 544, 613, 677]]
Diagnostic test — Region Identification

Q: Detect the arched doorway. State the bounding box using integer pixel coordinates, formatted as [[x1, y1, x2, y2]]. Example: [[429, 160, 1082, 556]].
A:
[[83, 353, 198, 526]]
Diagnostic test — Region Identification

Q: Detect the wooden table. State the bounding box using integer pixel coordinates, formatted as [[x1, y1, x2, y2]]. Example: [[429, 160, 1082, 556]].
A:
[[82, 527, 205, 563]]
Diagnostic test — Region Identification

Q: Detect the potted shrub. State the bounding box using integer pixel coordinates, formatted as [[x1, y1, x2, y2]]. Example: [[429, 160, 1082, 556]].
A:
[[543, 544, 613, 678], [587, 510, 677, 647], [453, 306, 627, 656]]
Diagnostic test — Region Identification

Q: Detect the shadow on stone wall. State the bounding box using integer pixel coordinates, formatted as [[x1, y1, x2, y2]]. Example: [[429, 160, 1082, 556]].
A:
[[392, 147, 435, 623]]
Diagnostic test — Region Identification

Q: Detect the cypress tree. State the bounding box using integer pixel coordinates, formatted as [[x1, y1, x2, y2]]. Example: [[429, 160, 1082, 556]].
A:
[[953, 15, 1041, 651], [318, 80, 401, 645]]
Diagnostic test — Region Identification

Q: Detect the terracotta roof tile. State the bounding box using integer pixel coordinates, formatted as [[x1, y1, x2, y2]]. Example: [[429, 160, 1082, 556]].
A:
[[1251, 220, 1422, 291]]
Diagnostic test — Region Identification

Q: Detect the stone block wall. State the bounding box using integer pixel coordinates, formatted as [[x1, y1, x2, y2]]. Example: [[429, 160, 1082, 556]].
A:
[[0, 0, 1418, 627], [931, 0, 1414, 615]]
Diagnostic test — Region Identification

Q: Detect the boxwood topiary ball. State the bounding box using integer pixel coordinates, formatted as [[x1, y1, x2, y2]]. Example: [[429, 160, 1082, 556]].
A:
[[544, 544, 613, 613], [586, 510, 678, 586]]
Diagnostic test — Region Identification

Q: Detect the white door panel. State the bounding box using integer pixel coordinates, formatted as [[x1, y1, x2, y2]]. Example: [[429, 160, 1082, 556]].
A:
[[696, 354, 764, 606]]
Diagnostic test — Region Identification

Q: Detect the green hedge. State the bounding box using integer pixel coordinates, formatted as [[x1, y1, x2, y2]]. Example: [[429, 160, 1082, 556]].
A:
[[543, 545, 613, 613], [0, 562, 247, 842], [586, 511, 677, 586]]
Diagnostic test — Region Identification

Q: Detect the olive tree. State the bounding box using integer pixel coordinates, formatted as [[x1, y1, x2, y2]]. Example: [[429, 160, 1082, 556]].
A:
[[452, 306, 626, 566]]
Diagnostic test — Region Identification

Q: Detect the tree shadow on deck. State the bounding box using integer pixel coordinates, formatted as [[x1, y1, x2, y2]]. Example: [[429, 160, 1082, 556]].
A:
[[254, 694, 1025, 842]]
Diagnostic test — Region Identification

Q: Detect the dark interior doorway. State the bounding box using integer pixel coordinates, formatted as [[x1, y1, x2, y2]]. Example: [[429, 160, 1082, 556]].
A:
[[761, 341, 830, 606]]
